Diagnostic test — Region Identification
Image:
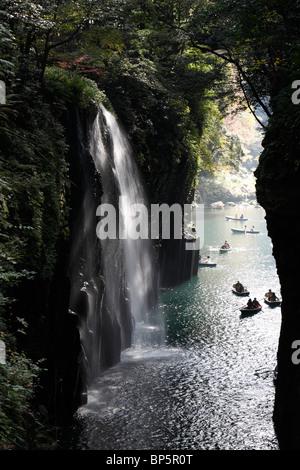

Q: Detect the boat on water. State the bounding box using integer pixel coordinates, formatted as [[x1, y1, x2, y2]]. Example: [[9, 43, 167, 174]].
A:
[[240, 296, 262, 315], [232, 285, 249, 296], [199, 261, 217, 267], [219, 241, 231, 252], [198, 255, 217, 267], [231, 227, 260, 234], [240, 305, 262, 315], [219, 247, 232, 253], [225, 215, 248, 221], [264, 293, 281, 307], [219, 247, 231, 253]]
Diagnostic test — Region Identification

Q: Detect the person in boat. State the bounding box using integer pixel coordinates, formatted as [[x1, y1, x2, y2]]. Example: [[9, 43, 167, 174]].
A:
[[221, 240, 230, 249], [247, 298, 254, 309], [204, 256, 210, 264], [235, 214, 238, 218], [252, 298, 261, 308], [240, 214, 244, 219], [267, 289, 276, 301], [234, 280, 244, 293]]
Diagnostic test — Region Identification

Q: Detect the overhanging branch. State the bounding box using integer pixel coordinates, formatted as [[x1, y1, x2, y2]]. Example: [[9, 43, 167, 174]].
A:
[[189, 37, 272, 123], [237, 70, 267, 130]]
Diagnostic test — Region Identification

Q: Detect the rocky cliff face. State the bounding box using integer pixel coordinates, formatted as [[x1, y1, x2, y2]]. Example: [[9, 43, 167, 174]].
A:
[[40, 105, 101, 425], [255, 96, 300, 449]]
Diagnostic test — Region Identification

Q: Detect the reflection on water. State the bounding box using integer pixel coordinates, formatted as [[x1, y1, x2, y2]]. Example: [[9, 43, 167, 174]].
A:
[[73, 206, 281, 450]]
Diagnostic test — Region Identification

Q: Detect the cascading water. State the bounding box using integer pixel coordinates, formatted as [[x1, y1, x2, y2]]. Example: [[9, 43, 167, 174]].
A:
[[99, 106, 162, 347], [68, 104, 162, 393], [88, 105, 163, 365]]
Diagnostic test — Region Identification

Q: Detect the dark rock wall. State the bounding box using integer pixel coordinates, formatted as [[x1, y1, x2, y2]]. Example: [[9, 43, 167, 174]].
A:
[[40, 105, 97, 425], [159, 238, 199, 288], [255, 97, 300, 449]]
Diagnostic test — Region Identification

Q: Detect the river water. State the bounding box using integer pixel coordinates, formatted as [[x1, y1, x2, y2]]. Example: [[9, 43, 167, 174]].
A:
[[72, 205, 281, 450]]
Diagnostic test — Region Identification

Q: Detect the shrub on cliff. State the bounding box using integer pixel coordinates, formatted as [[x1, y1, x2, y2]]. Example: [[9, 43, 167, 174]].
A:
[[0, 350, 52, 449]]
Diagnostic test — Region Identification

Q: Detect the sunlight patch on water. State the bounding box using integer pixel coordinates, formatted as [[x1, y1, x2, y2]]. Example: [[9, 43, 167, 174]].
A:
[[121, 345, 182, 362]]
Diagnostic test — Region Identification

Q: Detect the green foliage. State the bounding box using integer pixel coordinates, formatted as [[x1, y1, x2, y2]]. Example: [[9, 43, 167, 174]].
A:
[[0, 9, 16, 80], [197, 100, 244, 173], [2, 0, 102, 77], [0, 62, 71, 446], [44, 66, 107, 109], [2, 0, 243, 204], [186, 0, 300, 117], [0, 98, 69, 282], [79, 0, 238, 204], [0, 351, 53, 449]]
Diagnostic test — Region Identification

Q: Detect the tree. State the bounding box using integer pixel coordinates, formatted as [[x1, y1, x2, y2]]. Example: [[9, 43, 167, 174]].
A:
[[185, 0, 300, 123], [2, 0, 103, 79], [151, 0, 299, 128]]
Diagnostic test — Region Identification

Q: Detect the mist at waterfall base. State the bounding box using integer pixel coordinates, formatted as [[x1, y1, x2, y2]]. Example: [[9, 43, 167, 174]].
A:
[[67, 108, 280, 450]]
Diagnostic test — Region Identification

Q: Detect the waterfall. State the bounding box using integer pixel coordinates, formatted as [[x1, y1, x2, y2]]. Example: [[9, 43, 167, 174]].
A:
[[89, 105, 162, 357], [68, 105, 162, 388], [68, 103, 164, 390]]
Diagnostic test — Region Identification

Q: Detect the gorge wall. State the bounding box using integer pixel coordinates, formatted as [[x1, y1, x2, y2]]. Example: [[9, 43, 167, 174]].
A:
[[255, 95, 300, 449]]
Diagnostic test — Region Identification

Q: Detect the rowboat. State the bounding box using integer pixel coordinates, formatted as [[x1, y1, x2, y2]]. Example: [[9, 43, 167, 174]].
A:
[[198, 262, 217, 267], [219, 247, 231, 253], [232, 285, 249, 296], [264, 293, 281, 307], [240, 305, 262, 316], [225, 215, 248, 221], [231, 228, 260, 234]]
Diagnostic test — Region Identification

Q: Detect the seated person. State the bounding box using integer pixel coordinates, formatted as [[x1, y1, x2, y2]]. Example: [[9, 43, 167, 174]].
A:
[[234, 281, 244, 292], [247, 298, 254, 309], [252, 298, 261, 308], [267, 289, 276, 301]]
